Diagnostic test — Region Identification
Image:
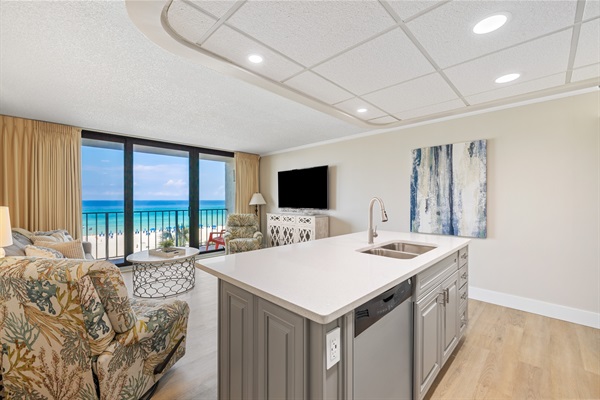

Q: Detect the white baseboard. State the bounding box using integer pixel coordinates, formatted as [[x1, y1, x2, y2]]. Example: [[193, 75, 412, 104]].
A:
[[469, 286, 600, 329]]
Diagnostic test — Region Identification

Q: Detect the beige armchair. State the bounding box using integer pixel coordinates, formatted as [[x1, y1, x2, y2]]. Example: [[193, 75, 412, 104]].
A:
[[0, 256, 189, 399], [223, 213, 263, 254]]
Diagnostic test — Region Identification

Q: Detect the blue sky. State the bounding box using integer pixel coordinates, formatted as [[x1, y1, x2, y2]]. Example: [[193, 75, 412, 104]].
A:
[[82, 145, 226, 201]]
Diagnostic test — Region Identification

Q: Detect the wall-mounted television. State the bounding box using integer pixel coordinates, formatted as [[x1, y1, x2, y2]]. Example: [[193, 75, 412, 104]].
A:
[[278, 165, 328, 210]]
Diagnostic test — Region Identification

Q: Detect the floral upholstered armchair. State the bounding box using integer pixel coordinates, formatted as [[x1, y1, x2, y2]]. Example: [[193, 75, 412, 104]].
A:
[[223, 213, 263, 255], [0, 256, 189, 400]]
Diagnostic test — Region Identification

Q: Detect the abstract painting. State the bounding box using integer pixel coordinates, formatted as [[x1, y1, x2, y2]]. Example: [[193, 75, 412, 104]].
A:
[[410, 140, 487, 238]]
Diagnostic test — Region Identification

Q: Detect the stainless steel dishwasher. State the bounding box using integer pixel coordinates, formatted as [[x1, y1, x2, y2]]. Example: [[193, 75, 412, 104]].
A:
[[354, 278, 413, 400]]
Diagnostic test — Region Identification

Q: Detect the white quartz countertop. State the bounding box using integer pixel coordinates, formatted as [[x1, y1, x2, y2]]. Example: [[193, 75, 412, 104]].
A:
[[196, 231, 470, 324]]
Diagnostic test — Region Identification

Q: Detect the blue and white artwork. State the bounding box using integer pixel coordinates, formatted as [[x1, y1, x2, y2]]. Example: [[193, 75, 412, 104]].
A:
[[410, 140, 487, 238]]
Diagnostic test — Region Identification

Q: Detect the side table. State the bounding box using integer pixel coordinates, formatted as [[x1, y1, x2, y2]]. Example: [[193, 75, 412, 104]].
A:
[[126, 247, 200, 298]]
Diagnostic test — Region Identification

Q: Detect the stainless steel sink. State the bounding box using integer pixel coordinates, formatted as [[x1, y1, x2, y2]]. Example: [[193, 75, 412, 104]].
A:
[[378, 242, 436, 255], [361, 248, 417, 259], [359, 241, 436, 260]]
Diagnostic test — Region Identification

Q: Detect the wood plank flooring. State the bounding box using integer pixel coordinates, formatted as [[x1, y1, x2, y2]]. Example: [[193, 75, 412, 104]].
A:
[[123, 268, 600, 400]]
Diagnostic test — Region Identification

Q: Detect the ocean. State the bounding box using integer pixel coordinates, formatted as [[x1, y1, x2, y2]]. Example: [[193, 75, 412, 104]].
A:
[[82, 200, 227, 235]]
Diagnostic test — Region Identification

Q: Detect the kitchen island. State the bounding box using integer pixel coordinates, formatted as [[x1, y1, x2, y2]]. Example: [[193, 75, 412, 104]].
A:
[[197, 231, 470, 400]]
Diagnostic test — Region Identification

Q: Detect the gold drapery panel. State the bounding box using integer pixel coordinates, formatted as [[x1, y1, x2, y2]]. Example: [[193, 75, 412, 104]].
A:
[[0, 115, 82, 238], [234, 152, 260, 214]]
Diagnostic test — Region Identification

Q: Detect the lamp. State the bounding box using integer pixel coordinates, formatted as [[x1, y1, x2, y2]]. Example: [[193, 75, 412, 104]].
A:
[[0, 206, 13, 258], [249, 193, 266, 216]]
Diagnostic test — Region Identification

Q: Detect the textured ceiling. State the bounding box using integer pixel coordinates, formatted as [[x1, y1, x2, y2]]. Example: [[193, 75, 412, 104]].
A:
[[160, 0, 600, 126], [0, 1, 364, 155], [0, 1, 599, 156]]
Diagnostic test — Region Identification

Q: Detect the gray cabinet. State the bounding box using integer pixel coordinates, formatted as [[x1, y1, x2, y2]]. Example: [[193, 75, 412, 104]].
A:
[[441, 272, 459, 364], [414, 287, 443, 398], [219, 281, 307, 400], [219, 281, 255, 400], [458, 247, 469, 337], [413, 248, 467, 400], [257, 298, 306, 400]]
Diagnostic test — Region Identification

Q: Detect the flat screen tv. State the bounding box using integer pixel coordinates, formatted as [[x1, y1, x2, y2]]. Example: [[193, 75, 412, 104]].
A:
[[278, 165, 328, 210]]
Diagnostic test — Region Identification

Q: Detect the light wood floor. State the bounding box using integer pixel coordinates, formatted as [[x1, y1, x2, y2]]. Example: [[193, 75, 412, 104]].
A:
[[123, 268, 600, 400]]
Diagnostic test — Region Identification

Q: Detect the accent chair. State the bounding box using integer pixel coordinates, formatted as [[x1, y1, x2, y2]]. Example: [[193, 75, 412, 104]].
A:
[[0, 256, 189, 399], [223, 213, 263, 254]]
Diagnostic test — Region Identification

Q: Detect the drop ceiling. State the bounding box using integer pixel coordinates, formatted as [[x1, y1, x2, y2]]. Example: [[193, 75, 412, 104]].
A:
[[158, 0, 599, 127], [0, 1, 598, 155]]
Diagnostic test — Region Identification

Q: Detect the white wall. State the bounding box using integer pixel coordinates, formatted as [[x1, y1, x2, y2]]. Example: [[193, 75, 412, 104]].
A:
[[260, 91, 600, 327]]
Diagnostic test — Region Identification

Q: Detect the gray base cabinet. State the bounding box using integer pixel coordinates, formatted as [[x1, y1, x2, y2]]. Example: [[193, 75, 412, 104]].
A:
[[219, 281, 350, 400], [413, 247, 468, 400], [219, 281, 255, 400], [257, 298, 306, 400], [218, 246, 469, 400]]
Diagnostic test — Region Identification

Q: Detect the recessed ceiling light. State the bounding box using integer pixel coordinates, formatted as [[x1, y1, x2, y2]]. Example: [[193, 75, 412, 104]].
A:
[[473, 14, 509, 34], [495, 73, 520, 83], [357, 108, 367, 113], [248, 54, 263, 64]]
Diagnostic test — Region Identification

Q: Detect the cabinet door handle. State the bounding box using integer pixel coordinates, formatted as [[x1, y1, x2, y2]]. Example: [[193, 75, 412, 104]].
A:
[[461, 292, 467, 300], [444, 288, 450, 304], [461, 272, 468, 279], [436, 293, 445, 304]]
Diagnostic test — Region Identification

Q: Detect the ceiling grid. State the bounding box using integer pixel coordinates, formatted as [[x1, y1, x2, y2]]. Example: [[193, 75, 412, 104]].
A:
[[161, 0, 599, 127]]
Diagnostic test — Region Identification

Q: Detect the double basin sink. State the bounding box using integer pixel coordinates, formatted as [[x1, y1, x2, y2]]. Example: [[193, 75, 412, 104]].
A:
[[360, 241, 436, 260]]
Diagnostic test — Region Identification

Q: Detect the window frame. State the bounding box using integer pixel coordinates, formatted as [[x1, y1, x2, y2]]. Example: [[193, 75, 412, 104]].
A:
[[82, 130, 233, 266]]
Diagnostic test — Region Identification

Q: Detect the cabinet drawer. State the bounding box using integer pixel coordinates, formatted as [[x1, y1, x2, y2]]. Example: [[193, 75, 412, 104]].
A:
[[459, 302, 468, 337], [415, 253, 458, 301], [296, 216, 314, 226], [459, 264, 468, 288], [458, 247, 468, 267], [459, 282, 468, 306]]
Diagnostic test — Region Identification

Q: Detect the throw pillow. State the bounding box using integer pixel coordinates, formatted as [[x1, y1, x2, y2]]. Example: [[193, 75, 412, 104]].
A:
[[31, 235, 60, 243], [35, 239, 85, 259], [34, 229, 74, 241], [24, 245, 65, 259]]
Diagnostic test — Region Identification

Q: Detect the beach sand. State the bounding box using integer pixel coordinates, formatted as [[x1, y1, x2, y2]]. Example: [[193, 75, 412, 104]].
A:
[[83, 226, 224, 259]]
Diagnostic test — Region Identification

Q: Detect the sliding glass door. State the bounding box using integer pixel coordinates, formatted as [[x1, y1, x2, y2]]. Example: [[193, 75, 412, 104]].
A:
[[81, 131, 234, 264], [199, 155, 234, 249], [81, 138, 125, 260], [133, 145, 189, 253]]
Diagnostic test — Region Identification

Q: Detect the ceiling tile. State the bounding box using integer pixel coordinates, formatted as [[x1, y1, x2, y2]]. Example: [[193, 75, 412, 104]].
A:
[[284, 71, 353, 105], [583, 1, 600, 20], [203, 26, 303, 82], [385, 0, 446, 21], [574, 20, 600, 68], [226, 1, 396, 66], [368, 116, 400, 124], [407, 1, 577, 68], [572, 63, 600, 82], [188, 0, 238, 19], [313, 28, 435, 96], [363, 73, 459, 114], [393, 98, 465, 120], [444, 30, 572, 96], [465, 73, 566, 104], [166, 0, 217, 44], [334, 97, 388, 120]]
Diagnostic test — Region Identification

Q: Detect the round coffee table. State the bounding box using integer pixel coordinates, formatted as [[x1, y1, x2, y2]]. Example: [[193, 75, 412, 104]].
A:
[[126, 247, 199, 298]]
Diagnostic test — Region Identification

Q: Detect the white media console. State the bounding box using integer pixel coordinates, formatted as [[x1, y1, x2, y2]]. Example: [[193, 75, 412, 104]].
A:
[[266, 213, 329, 247]]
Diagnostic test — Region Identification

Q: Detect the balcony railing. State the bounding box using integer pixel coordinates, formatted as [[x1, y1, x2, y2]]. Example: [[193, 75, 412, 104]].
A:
[[82, 208, 228, 260]]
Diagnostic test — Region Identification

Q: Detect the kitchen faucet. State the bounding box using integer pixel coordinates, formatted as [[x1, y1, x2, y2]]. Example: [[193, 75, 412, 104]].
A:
[[368, 197, 388, 244]]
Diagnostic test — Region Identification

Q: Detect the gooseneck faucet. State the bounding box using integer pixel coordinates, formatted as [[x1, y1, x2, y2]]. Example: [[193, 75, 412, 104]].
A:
[[368, 197, 388, 244]]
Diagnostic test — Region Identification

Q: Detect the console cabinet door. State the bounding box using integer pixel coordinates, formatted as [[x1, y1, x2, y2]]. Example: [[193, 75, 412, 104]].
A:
[[219, 281, 255, 400], [414, 288, 443, 400], [441, 272, 459, 364], [257, 299, 306, 400]]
